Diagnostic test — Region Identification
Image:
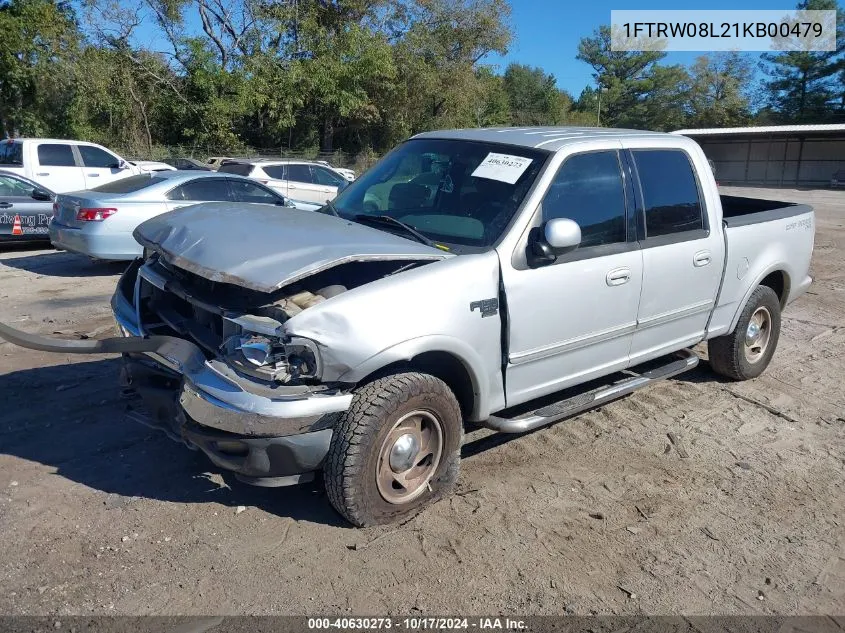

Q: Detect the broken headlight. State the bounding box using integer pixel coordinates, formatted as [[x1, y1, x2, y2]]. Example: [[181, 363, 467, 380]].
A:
[[223, 331, 322, 384]]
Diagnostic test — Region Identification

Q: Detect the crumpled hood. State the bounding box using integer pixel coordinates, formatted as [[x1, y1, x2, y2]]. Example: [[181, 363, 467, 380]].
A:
[[133, 202, 448, 293]]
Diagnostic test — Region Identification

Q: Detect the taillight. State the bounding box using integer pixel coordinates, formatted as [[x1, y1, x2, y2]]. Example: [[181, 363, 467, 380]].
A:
[[52, 202, 58, 213], [76, 208, 118, 221]]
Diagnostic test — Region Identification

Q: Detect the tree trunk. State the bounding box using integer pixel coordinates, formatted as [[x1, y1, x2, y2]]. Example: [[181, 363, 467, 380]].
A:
[[320, 118, 334, 152]]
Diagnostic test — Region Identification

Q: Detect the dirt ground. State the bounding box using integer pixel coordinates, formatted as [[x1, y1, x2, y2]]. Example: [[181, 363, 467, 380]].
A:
[[0, 186, 842, 617]]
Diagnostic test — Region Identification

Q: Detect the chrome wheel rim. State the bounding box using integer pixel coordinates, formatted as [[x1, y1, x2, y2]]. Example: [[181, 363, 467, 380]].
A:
[[376, 410, 443, 504], [744, 306, 772, 364]]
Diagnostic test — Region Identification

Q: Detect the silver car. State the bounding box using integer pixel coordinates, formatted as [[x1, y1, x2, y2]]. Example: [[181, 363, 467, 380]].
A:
[[50, 171, 318, 260]]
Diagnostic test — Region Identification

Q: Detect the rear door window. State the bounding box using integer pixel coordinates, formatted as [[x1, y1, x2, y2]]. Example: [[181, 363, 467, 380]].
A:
[[263, 165, 287, 180], [286, 164, 314, 184], [541, 150, 627, 248], [79, 145, 119, 168], [168, 178, 233, 201], [633, 150, 705, 238], [230, 180, 282, 204], [0, 142, 23, 165], [37, 144, 76, 167]]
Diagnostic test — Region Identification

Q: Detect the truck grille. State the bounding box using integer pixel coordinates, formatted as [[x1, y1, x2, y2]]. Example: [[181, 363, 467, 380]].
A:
[[137, 260, 234, 357]]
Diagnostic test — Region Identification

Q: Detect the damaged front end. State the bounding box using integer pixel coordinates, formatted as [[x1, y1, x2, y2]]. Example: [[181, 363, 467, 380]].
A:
[[111, 251, 437, 485]]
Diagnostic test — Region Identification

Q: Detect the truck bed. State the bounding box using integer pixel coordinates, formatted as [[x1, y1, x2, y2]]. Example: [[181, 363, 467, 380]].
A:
[[720, 195, 812, 228]]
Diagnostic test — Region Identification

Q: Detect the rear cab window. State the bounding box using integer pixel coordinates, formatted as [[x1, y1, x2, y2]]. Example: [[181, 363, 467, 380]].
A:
[[0, 141, 23, 166], [79, 145, 120, 168], [37, 144, 76, 167], [632, 149, 706, 241]]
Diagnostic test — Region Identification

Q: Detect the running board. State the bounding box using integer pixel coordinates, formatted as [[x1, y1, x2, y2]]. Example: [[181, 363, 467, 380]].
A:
[[482, 349, 699, 434]]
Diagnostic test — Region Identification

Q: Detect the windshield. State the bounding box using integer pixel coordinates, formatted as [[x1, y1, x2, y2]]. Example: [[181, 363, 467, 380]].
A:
[[330, 138, 548, 250]]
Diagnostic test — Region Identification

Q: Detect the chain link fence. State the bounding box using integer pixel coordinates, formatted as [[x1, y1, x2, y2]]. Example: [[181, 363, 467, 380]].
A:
[[122, 145, 381, 174]]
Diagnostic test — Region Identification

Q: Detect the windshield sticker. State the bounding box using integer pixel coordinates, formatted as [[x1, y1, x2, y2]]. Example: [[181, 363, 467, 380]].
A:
[[471, 153, 533, 184]]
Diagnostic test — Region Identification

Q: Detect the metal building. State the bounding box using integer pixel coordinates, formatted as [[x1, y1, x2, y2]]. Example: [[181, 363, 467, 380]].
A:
[[673, 124, 845, 187]]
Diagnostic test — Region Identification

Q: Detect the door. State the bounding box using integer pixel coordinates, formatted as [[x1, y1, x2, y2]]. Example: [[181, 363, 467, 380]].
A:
[[311, 165, 344, 201], [0, 174, 52, 239], [77, 144, 132, 188], [626, 148, 724, 363], [503, 149, 643, 406], [285, 164, 333, 203], [31, 143, 85, 193], [165, 178, 234, 211]]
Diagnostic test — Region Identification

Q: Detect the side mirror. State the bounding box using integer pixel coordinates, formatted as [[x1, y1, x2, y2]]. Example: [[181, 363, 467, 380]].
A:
[[529, 218, 581, 266], [31, 188, 52, 201], [544, 218, 581, 252]]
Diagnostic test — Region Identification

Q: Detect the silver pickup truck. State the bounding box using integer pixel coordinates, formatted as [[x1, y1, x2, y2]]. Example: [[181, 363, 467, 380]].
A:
[[0, 127, 815, 527]]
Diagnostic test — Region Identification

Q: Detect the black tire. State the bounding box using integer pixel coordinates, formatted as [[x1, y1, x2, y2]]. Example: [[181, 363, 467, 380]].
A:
[[324, 372, 463, 527], [709, 285, 781, 381]]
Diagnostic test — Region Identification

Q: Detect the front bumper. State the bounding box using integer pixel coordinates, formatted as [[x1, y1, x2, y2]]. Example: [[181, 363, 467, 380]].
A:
[[121, 355, 335, 484], [49, 221, 142, 261], [0, 281, 353, 485]]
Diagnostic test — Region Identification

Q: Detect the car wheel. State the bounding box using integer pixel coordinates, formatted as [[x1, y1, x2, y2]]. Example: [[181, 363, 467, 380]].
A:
[[708, 285, 781, 381], [324, 372, 463, 527]]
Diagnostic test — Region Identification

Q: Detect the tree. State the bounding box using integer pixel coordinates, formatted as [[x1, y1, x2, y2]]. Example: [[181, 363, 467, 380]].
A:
[[761, 0, 845, 122], [686, 53, 754, 128], [575, 25, 667, 127], [0, 0, 80, 137], [502, 63, 564, 125]]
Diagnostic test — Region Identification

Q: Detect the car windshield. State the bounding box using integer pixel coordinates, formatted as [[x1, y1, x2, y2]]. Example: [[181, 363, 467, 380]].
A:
[[91, 175, 165, 193], [329, 138, 548, 250]]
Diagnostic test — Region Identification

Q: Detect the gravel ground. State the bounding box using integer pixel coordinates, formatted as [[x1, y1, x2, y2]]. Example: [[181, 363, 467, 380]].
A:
[[0, 186, 842, 616]]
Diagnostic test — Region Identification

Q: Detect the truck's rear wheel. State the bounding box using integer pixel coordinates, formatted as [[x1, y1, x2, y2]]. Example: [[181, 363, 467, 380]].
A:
[[708, 285, 781, 381], [324, 372, 463, 527]]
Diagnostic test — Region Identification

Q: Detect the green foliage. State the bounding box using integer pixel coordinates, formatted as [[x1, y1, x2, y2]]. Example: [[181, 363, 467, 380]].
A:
[[686, 53, 754, 128], [761, 0, 845, 122], [1, 0, 843, 157]]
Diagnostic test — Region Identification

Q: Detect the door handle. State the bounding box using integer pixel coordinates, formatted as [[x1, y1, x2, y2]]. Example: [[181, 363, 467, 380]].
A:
[[606, 267, 631, 286], [37, 172, 49, 176], [87, 173, 100, 177], [694, 250, 712, 267], [0, 202, 12, 209]]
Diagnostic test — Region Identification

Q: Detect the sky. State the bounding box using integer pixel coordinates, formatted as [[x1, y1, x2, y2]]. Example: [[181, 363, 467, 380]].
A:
[[487, 0, 799, 97]]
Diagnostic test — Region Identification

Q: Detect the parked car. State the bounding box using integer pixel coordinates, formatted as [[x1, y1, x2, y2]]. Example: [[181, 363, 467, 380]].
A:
[[831, 169, 845, 188], [0, 127, 815, 527], [164, 157, 211, 171], [314, 160, 356, 181], [218, 158, 349, 203], [0, 138, 140, 193], [206, 156, 232, 171], [0, 170, 55, 242], [128, 160, 177, 173], [49, 171, 316, 261]]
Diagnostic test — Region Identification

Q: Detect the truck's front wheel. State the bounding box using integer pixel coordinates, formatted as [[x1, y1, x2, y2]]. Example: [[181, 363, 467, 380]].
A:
[[324, 372, 463, 527], [708, 285, 781, 380]]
